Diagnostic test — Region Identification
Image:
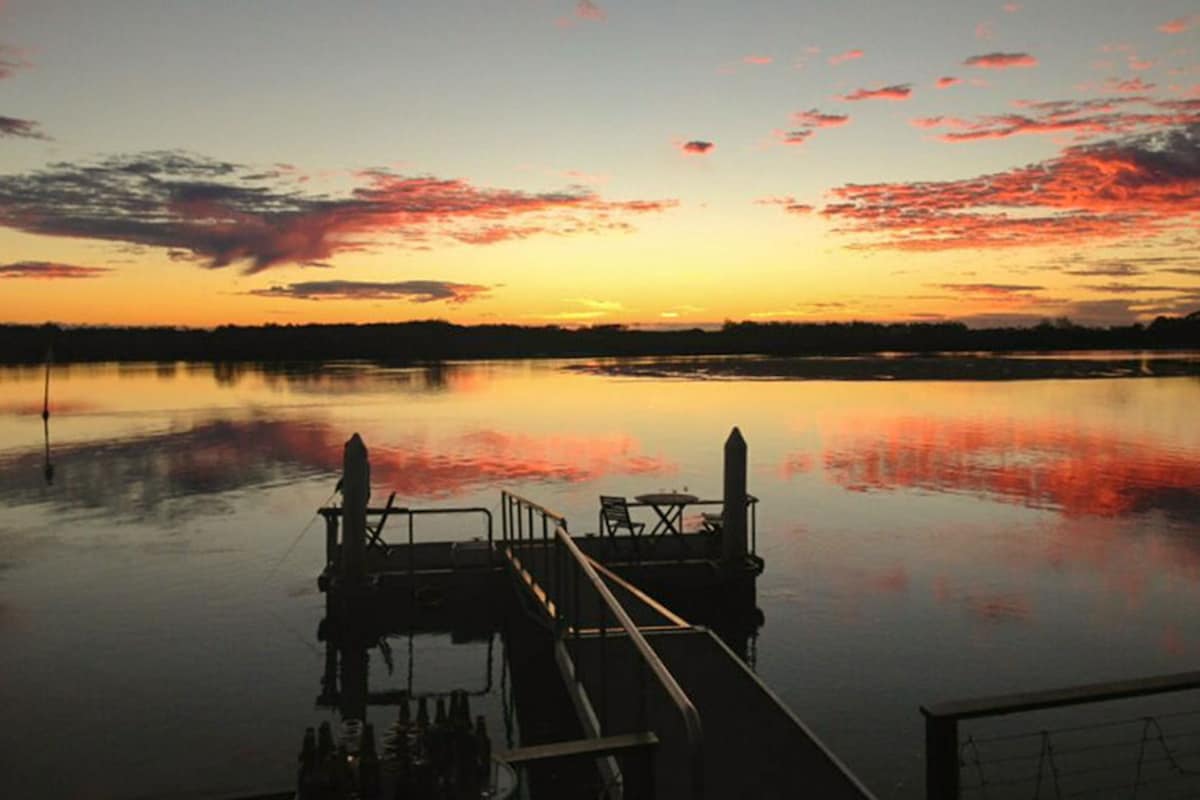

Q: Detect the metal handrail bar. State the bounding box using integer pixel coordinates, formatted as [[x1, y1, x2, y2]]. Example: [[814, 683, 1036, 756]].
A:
[[923, 669, 1200, 722], [554, 523, 705, 800], [500, 490, 568, 528], [586, 556, 690, 629], [319, 505, 495, 570], [921, 670, 1200, 800]]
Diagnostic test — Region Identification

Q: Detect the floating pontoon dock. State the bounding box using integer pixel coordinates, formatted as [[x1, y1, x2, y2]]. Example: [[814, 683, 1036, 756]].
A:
[[305, 429, 877, 799]]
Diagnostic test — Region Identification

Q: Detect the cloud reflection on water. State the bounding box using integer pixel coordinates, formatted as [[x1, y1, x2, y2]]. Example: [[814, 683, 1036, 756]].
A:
[[811, 416, 1200, 519], [0, 415, 675, 518]]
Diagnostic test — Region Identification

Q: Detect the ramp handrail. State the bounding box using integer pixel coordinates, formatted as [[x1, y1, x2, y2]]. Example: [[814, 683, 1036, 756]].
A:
[[554, 523, 705, 800]]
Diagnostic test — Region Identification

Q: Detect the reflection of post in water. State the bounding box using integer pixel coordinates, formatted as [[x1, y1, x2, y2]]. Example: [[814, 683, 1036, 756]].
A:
[[42, 340, 54, 486]]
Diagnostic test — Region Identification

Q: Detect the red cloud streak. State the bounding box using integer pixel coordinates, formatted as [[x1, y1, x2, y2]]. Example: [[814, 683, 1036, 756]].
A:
[[823, 126, 1200, 250], [913, 96, 1200, 142], [936, 76, 962, 89], [841, 84, 912, 101], [681, 140, 714, 155], [964, 52, 1038, 69], [828, 49, 864, 65], [792, 108, 850, 127], [1159, 15, 1197, 34]]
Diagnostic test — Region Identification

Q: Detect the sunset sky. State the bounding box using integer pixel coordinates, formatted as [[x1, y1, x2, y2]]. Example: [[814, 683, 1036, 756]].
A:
[[1, 0, 1197, 328]]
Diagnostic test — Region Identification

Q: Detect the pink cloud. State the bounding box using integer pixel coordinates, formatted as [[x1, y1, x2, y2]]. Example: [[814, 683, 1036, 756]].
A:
[[936, 76, 962, 89], [743, 55, 773, 65], [576, 0, 605, 21], [757, 195, 814, 214], [964, 52, 1038, 69], [975, 21, 994, 40], [840, 84, 912, 101], [0, 44, 30, 80], [680, 140, 714, 155], [775, 129, 813, 146], [1159, 15, 1198, 34], [910, 116, 965, 129], [1129, 56, 1155, 71], [914, 96, 1200, 142], [1106, 76, 1156, 93], [828, 49, 864, 65], [791, 108, 850, 127], [822, 125, 1200, 251], [1002, 3, 1022, 12]]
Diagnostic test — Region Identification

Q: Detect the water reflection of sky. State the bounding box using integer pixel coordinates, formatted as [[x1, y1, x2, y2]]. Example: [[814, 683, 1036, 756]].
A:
[[809, 416, 1200, 519], [1, 362, 1199, 799]]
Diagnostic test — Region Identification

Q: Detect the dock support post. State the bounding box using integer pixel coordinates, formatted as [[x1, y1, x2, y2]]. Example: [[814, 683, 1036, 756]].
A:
[[722, 427, 748, 570], [341, 433, 370, 588], [923, 709, 959, 800]]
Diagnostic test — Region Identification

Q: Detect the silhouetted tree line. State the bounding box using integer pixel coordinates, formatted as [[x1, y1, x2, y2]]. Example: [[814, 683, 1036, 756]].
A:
[[1, 313, 1198, 364]]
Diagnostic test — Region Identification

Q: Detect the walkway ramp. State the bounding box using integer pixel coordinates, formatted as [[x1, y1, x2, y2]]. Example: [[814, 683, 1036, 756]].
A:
[[501, 511, 875, 799]]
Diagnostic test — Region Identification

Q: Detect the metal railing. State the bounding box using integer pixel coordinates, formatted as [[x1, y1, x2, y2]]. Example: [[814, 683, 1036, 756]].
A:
[[318, 502, 494, 574], [922, 670, 1200, 799], [500, 491, 567, 587], [499, 493, 704, 799], [552, 524, 704, 799]]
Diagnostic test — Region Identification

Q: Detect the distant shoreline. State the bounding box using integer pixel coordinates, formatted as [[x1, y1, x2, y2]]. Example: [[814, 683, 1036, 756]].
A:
[[0, 315, 1197, 365], [568, 352, 1200, 381]]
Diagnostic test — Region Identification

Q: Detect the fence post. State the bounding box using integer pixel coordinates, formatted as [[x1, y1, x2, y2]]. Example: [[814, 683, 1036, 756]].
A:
[[923, 708, 958, 800], [341, 433, 370, 588], [722, 427, 748, 570]]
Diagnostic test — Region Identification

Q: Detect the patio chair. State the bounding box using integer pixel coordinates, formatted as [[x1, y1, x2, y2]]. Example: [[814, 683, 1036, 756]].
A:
[[700, 511, 723, 534], [366, 491, 398, 552], [599, 495, 645, 538]]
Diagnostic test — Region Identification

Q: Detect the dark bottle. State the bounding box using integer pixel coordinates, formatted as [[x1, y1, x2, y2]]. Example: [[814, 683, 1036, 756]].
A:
[[360, 722, 380, 799], [416, 696, 430, 729], [474, 716, 491, 781], [434, 697, 447, 727], [315, 721, 337, 795], [297, 727, 318, 800], [398, 691, 412, 728], [457, 692, 471, 731]]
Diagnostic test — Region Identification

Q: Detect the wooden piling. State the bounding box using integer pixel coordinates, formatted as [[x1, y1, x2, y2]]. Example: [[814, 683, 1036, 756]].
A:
[[722, 427, 748, 569], [341, 433, 370, 587]]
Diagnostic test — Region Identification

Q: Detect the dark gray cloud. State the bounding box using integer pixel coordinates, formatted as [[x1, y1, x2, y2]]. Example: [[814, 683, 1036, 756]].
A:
[[0, 260, 112, 279], [247, 279, 489, 303], [940, 282, 1045, 295], [0, 115, 48, 140], [1087, 282, 1200, 293], [0, 151, 676, 273]]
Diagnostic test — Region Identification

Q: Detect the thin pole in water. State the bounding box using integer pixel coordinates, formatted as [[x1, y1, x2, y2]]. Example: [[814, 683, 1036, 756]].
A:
[[42, 343, 52, 422], [42, 341, 54, 485]]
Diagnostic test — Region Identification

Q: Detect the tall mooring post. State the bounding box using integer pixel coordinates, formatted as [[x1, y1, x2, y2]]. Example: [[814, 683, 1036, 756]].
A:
[[722, 427, 748, 569], [341, 433, 370, 588]]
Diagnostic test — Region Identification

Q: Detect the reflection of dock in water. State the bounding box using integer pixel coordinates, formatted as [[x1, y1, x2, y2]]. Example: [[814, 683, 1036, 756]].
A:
[[301, 428, 875, 799]]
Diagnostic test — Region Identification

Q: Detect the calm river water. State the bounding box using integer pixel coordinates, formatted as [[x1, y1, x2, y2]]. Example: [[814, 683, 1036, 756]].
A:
[[2, 357, 1199, 799]]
